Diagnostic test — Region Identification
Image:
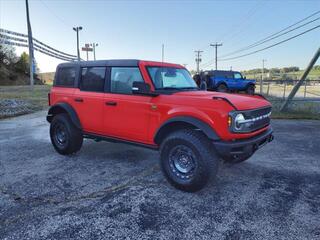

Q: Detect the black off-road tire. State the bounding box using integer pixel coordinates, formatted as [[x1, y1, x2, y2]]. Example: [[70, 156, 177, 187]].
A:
[[217, 84, 228, 93], [246, 84, 255, 95], [50, 113, 83, 155], [160, 129, 220, 192]]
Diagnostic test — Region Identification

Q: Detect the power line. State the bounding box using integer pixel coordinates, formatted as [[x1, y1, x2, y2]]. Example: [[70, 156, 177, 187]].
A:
[[219, 25, 320, 61], [39, 0, 71, 28], [220, 10, 320, 58], [217, 1, 264, 43], [0, 28, 78, 61]]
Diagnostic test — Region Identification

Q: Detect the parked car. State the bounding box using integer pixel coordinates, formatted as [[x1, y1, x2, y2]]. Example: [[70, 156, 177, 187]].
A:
[[47, 60, 273, 192], [196, 70, 256, 94]]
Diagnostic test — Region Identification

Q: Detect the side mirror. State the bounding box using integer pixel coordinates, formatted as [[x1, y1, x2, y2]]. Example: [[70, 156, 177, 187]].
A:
[[132, 82, 158, 97], [243, 76, 246, 80]]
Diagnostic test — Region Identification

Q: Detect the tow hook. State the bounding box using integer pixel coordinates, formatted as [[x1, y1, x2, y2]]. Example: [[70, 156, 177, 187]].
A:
[[269, 135, 274, 142]]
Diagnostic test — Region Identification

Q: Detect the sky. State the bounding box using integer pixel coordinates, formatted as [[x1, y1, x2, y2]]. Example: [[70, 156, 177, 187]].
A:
[[0, 0, 319, 73]]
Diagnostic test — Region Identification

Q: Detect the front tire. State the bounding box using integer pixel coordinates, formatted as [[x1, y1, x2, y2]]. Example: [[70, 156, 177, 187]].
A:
[[216, 84, 228, 93], [160, 129, 220, 192], [246, 85, 255, 95], [50, 113, 83, 155]]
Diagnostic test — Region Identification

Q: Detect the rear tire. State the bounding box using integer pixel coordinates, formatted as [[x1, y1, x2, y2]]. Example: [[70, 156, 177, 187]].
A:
[[50, 113, 83, 155], [217, 84, 228, 93], [160, 129, 220, 192]]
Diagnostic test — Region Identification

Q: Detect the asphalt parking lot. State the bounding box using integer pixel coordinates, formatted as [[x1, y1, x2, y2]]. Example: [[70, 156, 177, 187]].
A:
[[0, 111, 319, 240]]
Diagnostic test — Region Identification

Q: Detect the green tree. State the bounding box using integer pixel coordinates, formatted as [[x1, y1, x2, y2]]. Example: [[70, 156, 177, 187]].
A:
[[0, 43, 17, 66], [15, 52, 30, 74]]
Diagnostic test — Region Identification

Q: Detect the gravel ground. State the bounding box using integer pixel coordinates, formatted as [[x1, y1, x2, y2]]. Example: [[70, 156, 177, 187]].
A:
[[0, 99, 35, 118], [0, 111, 319, 240]]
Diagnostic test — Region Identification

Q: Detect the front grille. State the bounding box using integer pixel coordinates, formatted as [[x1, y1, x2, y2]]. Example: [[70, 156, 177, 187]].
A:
[[242, 106, 271, 132]]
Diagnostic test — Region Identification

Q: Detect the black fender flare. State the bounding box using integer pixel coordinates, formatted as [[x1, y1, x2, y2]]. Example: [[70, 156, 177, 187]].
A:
[[154, 116, 220, 144], [47, 103, 81, 129], [246, 83, 255, 89]]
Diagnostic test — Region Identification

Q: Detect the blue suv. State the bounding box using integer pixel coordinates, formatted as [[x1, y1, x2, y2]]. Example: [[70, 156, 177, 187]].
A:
[[197, 70, 256, 94]]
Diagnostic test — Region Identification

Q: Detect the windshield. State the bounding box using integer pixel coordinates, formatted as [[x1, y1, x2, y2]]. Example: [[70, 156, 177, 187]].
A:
[[147, 67, 198, 90]]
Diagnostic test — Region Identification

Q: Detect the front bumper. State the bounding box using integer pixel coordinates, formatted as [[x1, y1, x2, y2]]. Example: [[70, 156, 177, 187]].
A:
[[213, 127, 274, 160]]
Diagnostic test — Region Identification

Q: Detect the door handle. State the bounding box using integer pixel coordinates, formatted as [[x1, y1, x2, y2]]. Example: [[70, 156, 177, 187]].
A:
[[74, 98, 83, 102], [105, 101, 117, 106]]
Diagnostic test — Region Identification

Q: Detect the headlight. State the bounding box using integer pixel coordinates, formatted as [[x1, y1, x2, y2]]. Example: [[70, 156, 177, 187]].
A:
[[234, 113, 245, 130]]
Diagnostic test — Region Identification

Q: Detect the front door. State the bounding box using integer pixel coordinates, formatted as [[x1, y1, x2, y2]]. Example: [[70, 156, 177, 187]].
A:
[[103, 67, 152, 143]]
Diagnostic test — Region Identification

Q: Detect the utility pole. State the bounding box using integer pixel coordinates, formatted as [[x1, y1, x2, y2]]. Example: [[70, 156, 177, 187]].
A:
[[81, 44, 93, 61], [194, 50, 203, 73], [25, 0, 34, 87], [73, 26, 82, 61], [210, 43, 222, 70], [261, 59, 267, 94], [162, 44, 164, 62], [280, 47, 320, 111], [91, 43, 98, 60]]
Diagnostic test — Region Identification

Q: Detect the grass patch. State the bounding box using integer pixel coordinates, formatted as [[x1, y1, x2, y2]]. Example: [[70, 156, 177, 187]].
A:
[[0, 85, 51, 112], [271, 111, 320, 120], [268, 97, 320, 120]]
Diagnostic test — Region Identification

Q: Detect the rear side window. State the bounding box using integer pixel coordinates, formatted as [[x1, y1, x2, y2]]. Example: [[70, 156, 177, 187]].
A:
[[56, 67, 76, 87], [80, 67, 106, 92], [110, 67, 144, 94], [213, 71, 224, 78], [226, 73, 234, 79]]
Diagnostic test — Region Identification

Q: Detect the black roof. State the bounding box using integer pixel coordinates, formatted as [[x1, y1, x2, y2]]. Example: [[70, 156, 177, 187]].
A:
[[58, 59, 139, 68]]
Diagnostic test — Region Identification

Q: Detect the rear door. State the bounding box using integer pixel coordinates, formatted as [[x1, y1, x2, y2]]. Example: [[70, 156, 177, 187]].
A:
[[103, 67, 152, 143], [72, 66, 106, 134]]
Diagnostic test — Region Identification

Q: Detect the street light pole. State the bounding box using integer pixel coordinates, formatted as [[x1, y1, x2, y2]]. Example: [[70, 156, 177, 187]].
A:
[[92, 43, 98, 60], [261, 59, 267, 94], [162, 44, 164, 62], [73, 26, 82, 61]]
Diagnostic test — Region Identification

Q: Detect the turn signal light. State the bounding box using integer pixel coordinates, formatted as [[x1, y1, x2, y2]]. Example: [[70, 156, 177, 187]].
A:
[[228, 116, 232, 126]]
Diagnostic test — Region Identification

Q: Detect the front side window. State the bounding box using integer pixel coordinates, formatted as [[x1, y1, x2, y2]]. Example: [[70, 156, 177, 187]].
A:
[[56, 67, 76, 87], [80, 67, 106, 92], [147, 67, 198, 90], [234, 72, 243, 80], [111, 67, 144, 94]]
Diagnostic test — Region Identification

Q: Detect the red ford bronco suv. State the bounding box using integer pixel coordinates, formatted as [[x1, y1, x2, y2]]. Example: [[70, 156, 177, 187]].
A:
[[47, 60, 273, 192]]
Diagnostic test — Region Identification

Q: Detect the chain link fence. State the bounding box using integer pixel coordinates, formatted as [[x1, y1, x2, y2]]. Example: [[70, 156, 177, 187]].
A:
[[257, 79, 320, 115]]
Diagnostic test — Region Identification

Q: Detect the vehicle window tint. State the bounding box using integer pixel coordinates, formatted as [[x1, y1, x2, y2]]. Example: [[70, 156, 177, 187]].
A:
[[56, 67, 76, 87], [111, 67, 144, 94], [80, 67, 106, 92], [214, 71, 224, 78], [226, 72, 233, 79], [234, 73, 242, 80]]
